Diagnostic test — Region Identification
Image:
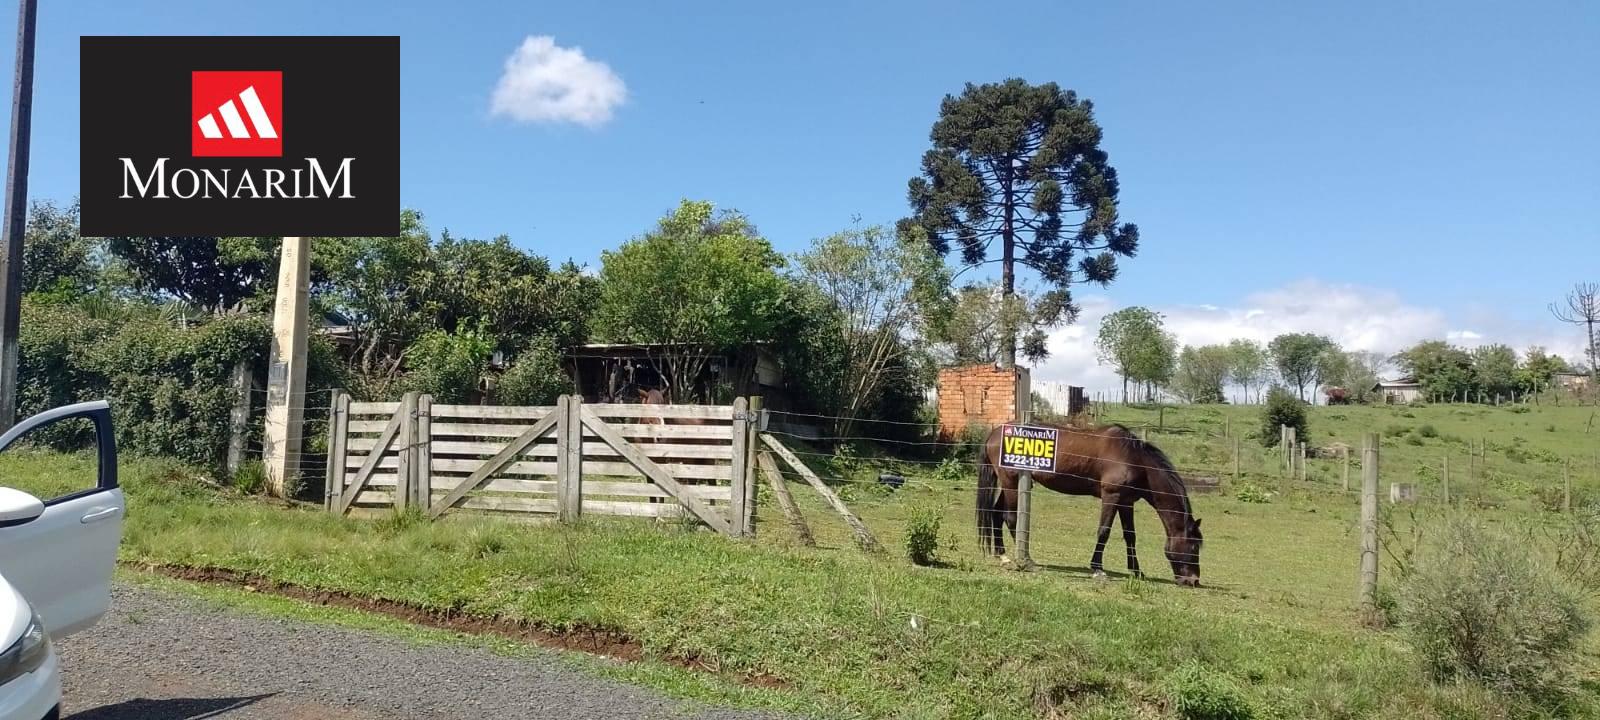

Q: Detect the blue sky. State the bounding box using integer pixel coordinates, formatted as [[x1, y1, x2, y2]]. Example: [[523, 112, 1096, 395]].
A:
[[4, 1, 1597, 385]]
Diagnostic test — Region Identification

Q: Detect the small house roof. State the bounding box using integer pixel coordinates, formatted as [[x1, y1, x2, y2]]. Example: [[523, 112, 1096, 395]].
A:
[[1371, 378, 1421, 391]]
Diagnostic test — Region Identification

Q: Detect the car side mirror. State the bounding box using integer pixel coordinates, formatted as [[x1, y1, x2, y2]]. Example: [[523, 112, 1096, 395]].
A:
[[0, 487, 45, 528]]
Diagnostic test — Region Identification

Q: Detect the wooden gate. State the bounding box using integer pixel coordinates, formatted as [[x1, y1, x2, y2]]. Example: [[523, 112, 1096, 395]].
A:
[[326, 394, 755, 536]]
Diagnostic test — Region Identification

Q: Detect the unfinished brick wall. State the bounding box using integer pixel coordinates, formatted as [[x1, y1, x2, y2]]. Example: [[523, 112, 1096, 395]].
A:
[[936, 364, 1030, 440]]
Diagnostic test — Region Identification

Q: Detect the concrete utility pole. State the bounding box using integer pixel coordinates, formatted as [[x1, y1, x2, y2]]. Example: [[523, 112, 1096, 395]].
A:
[[0, 0, 38, 432], [263, 237, 311, 496]]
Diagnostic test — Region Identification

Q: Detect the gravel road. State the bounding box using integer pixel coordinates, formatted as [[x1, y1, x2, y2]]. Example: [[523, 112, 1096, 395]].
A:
[[55, 583, 795, 720]]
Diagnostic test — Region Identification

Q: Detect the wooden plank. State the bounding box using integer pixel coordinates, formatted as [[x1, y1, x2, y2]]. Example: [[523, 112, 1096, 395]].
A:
[[581, 423, 733, 440], [427, 410, 561, 519], [580, 406, 731, 535], [757, 449, 814, 546], [378, 454, 732, 480], [728, 397, 749, 537], [428, 404, 554, 421], [364, 474, 731, 501], [325, 391, 349, 512], [584, 403, 734, 420], [416, 394, 433, 508], [761, 433, 882, 553], [583, 499, 685, 518], [338, 408, 404, 515], [349, 402, 400, 415], [425, 438, 732, 460], [395, 392, 416, 511]]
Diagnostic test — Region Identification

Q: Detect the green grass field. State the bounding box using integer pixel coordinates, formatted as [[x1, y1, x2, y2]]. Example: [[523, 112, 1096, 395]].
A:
[[3, 401, 1597, 719]]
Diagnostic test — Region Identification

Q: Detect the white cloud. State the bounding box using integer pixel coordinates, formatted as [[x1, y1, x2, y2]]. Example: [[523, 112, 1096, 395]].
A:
[[489, 36, 626, 127], [1032, 279, 1585, 394]]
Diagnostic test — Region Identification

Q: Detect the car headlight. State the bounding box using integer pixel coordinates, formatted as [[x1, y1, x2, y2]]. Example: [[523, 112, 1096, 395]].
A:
[[0, 610, 49, 686]]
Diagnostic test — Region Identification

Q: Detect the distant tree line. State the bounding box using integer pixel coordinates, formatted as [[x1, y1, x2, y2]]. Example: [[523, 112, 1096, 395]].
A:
[[1092, 304, 1583, 405]]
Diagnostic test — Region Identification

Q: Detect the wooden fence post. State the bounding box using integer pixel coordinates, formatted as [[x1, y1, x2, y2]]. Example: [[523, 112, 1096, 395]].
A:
[[1233, 437, 1241, 481], [1564, 459, 1572, 514], [556, 396, 583, 522], [1359, 433, 1380, 624], [743, 396, 763, 537], [1442, 455, 1450, 506], [1341, 446, 1350, 492], [415, 394, 433, 509], [395, 392, 418, 511], [1297, 442, 1306, 482], [1013, 398, 1036, 570], [324, 390, 348, 512], [729, 397, 750, 538]]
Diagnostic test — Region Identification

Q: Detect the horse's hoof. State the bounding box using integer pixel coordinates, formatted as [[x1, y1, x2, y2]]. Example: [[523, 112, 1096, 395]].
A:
[[1091, 569, 1108, 580], [1130, 570, 1144, 580], [998, 554, 1014, 567]]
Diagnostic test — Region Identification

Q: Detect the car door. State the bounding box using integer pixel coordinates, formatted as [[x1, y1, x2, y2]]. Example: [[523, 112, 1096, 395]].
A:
[[0, 401, 122, 638]]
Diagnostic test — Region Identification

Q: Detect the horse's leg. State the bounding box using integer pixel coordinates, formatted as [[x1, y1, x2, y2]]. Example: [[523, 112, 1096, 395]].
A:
[[1118, 502, 1142, 578], [1088, 495, 1118, 578]]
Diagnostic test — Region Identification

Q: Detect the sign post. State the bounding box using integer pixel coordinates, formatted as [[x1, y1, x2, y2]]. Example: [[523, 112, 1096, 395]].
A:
[[1001, 421, 1057, 571]]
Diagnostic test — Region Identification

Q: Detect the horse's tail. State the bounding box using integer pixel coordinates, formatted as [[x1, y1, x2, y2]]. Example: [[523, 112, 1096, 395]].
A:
[[976, 451, 1003, 555]]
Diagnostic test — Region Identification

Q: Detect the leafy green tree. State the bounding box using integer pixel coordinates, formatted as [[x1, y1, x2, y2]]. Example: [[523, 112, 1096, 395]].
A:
[[1225, 339, 1271, 403], [316, 211, 595, 391], [902, 79, 1139, 369], [105, 236, 278, 313], [1339, 350, 1390, 403], [1471, 344, 1519, 400], [1268, 333, 1337, 401], [790, 225, 949, 434], [22, 200, 96, 296], [934, 280, 1066, 366], [1259, 386, 1308, 448], [493, 336, 573, 406], [403, 326, 495, 404], [1173, 344, 1232, 404], [1095, 307, 1173, 402], [1516, 346, 1570, 393], [595, 200, 788, 400], [1396, 340, 1477, 401]]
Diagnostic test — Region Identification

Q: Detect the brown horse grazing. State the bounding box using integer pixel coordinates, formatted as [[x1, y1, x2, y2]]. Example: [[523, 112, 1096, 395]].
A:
[[977, 422, 1205, 587]]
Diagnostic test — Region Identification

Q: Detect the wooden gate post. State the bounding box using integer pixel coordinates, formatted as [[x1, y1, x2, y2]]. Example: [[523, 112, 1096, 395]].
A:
[[1359, 433, 1380, 624], [728, 397, 751, 537], [742, 396, 763, 537], [395, 392, 418, 511], [324, 390, 349, 512], [415, 394, 433, 509], [556, 395, 583, 522]]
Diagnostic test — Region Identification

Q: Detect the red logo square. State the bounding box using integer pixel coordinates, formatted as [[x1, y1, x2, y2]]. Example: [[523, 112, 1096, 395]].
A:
[[191, 71, 283, 157]]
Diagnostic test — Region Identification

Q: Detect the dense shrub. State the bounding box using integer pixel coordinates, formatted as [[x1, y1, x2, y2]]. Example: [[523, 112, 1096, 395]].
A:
[[1416, 424, 1438, 438], [1396, 518, 1589, 698], [1257, 387, 1307, 448], [904, 505, 942, 566], [402, 326, 494, 403], [1234, 483, 1270, 504], [19, 298, 269, 468], [1166, 662, 1253, 720], [493, 335, 571, 406]]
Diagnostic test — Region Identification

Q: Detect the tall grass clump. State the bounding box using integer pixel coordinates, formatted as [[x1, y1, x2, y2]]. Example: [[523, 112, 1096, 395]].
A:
[[1396, 518, 1590, 699], [903, 505, 942, 566], [1166, 662, 1253, 720]]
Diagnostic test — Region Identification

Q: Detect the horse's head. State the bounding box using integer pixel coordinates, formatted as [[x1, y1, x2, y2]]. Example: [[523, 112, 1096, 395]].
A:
[[1165, 516, 1203, 587], [638, 388, 668, 404]]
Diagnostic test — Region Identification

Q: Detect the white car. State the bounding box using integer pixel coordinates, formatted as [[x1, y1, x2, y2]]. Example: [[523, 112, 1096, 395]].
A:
[[0, 402, 125, 720]]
